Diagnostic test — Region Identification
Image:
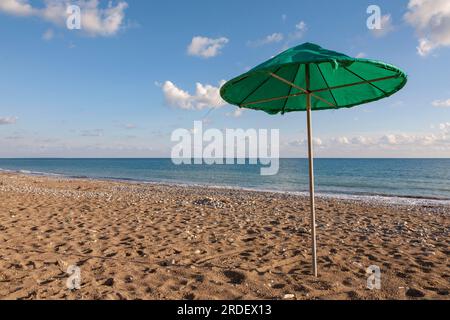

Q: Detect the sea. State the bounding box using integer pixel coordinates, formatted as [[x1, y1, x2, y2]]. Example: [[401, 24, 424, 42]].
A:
[[0, 158, 449, 205]]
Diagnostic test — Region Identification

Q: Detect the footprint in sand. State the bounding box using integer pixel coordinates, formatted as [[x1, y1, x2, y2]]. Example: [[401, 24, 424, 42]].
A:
[[183, 293, 195, 300], [406, 288, 425, 298], [223, 270, 246, 285], [193, 274, 204, 283]]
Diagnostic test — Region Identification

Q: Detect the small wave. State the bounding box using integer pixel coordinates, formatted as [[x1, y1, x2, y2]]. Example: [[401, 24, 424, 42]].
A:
[[134, 181, 450, 207], [315, 192, 450, 207], [1, 168, 63, 177], [3, 167, 450, 206]]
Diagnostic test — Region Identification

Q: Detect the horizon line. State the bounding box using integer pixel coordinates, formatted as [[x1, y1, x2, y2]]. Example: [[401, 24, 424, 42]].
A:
[[0, 157, 449, 160]]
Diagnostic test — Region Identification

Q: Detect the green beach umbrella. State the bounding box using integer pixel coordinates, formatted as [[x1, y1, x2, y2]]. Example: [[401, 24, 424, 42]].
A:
[[220, 42, 407, 277]]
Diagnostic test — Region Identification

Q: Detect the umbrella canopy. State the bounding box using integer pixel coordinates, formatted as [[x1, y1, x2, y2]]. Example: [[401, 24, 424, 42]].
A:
[[220, 42, 407, 114], [220, 42, 407, 277]]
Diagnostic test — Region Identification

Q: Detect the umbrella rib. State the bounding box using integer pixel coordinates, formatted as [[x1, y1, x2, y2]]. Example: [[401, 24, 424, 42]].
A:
[[241, 75, 398, 107], [310, 75, 398, 93], [316, 64, 338, 106], [230, 75, 250, 86], [241, 92, 305, 107], [282, 64, 301, 114], [270, 72, 336, 107], [343, 67, 387, 95], [238, 67, 282, 106]]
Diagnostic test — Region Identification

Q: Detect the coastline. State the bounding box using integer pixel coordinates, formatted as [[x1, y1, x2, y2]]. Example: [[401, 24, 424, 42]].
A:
[[1, 167, 449, 208], [0, 171, 448, 300]]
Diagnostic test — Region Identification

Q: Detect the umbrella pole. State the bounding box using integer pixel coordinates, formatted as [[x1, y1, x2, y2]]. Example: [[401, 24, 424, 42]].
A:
[[306, 64, 318, 277]]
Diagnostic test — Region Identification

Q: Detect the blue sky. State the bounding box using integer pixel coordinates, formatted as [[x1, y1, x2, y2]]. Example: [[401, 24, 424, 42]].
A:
[[0, 0, 449, 157]]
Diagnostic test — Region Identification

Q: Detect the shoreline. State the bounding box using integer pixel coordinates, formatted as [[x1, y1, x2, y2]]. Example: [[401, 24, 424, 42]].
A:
[[1, 169, 449, 208]]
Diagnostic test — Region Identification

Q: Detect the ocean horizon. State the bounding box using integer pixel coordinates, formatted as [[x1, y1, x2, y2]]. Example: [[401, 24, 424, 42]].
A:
[[1, 158, 449, 203]]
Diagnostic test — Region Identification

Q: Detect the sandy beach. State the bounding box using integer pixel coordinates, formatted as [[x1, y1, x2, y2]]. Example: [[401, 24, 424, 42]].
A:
[[0, 172, 448, 300]]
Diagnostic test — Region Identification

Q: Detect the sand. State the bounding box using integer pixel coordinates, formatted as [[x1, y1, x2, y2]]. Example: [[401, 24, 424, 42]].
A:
[[0, 172, 448, 300]]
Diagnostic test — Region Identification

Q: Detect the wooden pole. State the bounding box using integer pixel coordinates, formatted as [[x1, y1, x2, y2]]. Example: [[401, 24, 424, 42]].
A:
[[306, 64, 318, 277]]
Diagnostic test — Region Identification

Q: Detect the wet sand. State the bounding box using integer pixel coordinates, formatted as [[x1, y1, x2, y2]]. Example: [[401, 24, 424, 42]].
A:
[[0, 172, 448, 300]]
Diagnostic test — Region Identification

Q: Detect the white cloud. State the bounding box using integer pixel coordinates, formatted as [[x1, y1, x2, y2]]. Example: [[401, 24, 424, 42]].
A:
[[289, 20, 307, 41], [371, 14, 395, 37], [350, 132, 446, 148], [287, 126, 450, 154], [287, 139, 303, 147], [0, 0, 34, 16], [226, 108, 243, 118], [187, 36, 229, 58], [380, 134, 398, 145], [439, 122, 450, 133], [390, 100, 405, 108], [371, 131, 449, 147], [42, 28, 54, 41], [432, 99, 450, 107], [80, 129, 103, 137], [124, 123, 137, 129], [416, 38, 434, 56], [356, 52, 367, 58], [314, 137, 323, 147], [74, 0, 128, 37], [162, 80, 227, 110], [0, 116, 18, 125], [351, 136, 373, 146], [248, 32, 284, 47], [288, 137, 322, 147], [335, 136, 350, 145], [405, 0, 450, 56], [266, 33, 284, 43], [162, 81, 192, 110], [295, 21, 307, 32], [5, 135, 24, 140], [0, 0, 129, 37], [281, 21, 308, 48]]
